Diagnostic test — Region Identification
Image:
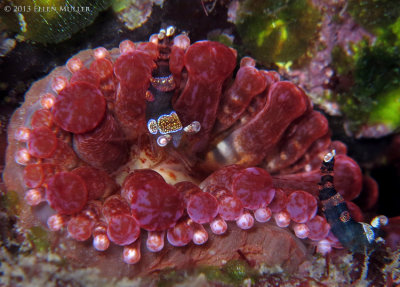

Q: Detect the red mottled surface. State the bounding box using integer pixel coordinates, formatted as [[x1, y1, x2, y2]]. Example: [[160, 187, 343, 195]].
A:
[[73, 112, 129, 172], [167, 218, 193, 246], [114, 51, 154, 89], [187, 192, 219, 224], [31, 109, 53, 129], [175, 181, 202, 205], [217, 65, 267, 129], [278, 133, 331, 174], [268, 188, 288, 213], [286, 190, 317, 223], [130, 178, 184, 231], [272, 154, 362, 200], [90, 58, 114, 81], [121, 169, 165, 203], [70, 68, 100, 86], [23, 164, 44, 188], [46, 172, 88, 215], [102, 195, 131, 220], [67, 215, 95, 241], [71, 166, 117, 200], [23, 163, 57, 188], [265, 111, 329, 172], [218, 82, 309, 166], [107, 214, 140, 246], [2, 36, 379, 280], [27, 127, 57, 158], [52, 82, 106, 134], [174, 41, 236, 151], [357, 175, 379, 210], [211, 188, 243, 221], [200, 165, 242, 190], [306, 215, 330, 241], [44, 139, 78, 169], [169, 43, 186, 81], [114, 86, 147, 139], [38, 222, 306, 277], [346, 201, 364, 222], [232, 167, 274, 210]]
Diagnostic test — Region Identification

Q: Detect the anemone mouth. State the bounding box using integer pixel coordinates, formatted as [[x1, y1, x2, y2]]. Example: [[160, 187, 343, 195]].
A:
[[2, 34, 371, 278]]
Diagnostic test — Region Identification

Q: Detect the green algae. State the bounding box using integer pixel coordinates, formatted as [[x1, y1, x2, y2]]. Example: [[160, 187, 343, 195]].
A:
[[0, 190, 20, 214], [1, 0, 111, 43], [347, 0, 400, 36], [235, 0, 321, 66], [368, 87, 400, 129], [331, 0, 400, 133], [352, 43, 400, 105], [207, 33, 234, 48], [111, 0, 163, 30], [391, 17, 400, 47], [27, 226, 50, 252], [111, 0, 130, 12], [331, 45, 356, 76], [332, 39, 400, 132], [221, 260, 256, 284], [341, 0, 400, 133], [198, 260, 256, 286], [156, 260, 257, 287], [157, 269, 180, 287]]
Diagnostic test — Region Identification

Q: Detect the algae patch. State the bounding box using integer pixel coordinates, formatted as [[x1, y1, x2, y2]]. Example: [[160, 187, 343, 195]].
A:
[[235, 0, 321, 65]]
